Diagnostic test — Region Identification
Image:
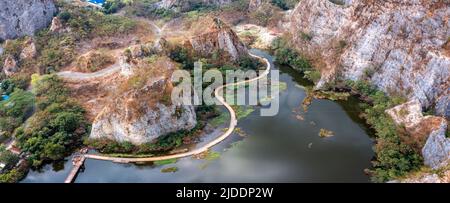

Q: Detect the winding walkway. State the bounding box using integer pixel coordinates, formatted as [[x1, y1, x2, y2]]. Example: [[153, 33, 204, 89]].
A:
[[84, 52, 271, 163], [57, 20, 167, 80]]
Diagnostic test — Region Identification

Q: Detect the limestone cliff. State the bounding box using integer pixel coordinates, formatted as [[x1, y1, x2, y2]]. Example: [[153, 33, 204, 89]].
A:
[[290, 0, 450, 118], [88, 56, 197, 145], [189, 18, 249, 61], [0, 0, 57, 40]]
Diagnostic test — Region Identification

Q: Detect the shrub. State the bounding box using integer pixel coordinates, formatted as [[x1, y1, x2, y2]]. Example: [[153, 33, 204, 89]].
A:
[[300, 31, 313, 41], [0, 73, 30, 95], [0, 89, 34, 120], [238, 56, 260, 70], [0, 88, 34, 134], [272, 37, 313, 72], [103, 0, 126, 14], [169, 45, 194, 70], [304, 70, 321, 84], [250, 4, 277, 26], [0, 168, 27, 183], [58, 11, 72, 23], [0, 146, 19, 169]]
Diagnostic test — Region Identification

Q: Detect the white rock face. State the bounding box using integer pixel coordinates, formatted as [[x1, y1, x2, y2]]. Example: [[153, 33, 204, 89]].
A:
[[0, 0, 56, 40], [290, 0, 450, 117], [422, 121, 450, 169], [90, 78, 197, 145]]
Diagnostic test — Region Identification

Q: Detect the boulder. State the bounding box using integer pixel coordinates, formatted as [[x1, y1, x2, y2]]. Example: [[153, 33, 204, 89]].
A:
[[2, 55, 18, 76], [19, 38, 37, 60], [49, 17, 63, 33]]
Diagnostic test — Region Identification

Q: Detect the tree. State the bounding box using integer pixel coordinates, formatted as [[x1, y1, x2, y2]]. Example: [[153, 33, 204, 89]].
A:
[[0, 146, 19, 168]]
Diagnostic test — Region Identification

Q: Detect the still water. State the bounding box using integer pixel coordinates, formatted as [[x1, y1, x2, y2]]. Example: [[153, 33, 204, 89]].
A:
[[22, 50, 374, 183]]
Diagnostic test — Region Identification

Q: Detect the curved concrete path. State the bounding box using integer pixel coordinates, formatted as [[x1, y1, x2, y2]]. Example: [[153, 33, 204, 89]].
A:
[[84, 52, 271, 163]]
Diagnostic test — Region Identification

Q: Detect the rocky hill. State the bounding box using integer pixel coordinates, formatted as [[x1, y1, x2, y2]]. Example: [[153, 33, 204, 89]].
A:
[[88, 56, 197, 145], [0, 0, 56, 40], [189, 18, 249, 61], [290, 0, 449, 119]]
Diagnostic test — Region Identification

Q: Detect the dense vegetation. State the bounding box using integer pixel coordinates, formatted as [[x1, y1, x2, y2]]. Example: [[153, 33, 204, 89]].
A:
[[0, 145, 27, 183], [15, 75, 88, 167], [0, 146, 19, 170], [168, 44, 262, 72], [345, 80, 422, 182], [102, 0, 128, 14], [0, 89, 35, 136], [271, 37, 320, 82]]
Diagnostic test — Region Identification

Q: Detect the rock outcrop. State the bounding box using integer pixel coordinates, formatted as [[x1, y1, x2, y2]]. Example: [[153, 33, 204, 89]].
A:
[[49, 17, 63, 33], [189, 18, 249, 61], [0, 0, 57, 40], [2, 55, 18, 76], [386, 100, 449, 169], [89, 57, 197, 145], [90, 79, 197, 145], [19, 38, 37, 60], [290, 0, 450, 118]]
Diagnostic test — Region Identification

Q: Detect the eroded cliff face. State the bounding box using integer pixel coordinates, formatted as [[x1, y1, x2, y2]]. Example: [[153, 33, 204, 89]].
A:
[[290, 0, 450, 118], [84, 55, 197, 145], [0, 0, 57, 40], [89, 78, 197, 145], [189, 18, 249, 61]]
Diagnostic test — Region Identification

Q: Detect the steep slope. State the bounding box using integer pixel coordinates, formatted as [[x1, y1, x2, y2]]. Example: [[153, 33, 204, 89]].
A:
[[82, 55, 197, 145], [0, 0, 56, 40], [189, 18, 249, 61]]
